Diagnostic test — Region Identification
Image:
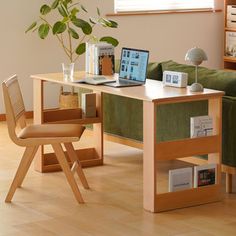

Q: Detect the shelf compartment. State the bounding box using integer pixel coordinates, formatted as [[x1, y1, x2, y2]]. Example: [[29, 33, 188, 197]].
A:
[[156, 135, 220, 161], [41, 148, 103, 172], [155, 184, 222, 212], [224, 56, 236, 62], [225, 27, 236, 32], [43, 108, 101, 124]]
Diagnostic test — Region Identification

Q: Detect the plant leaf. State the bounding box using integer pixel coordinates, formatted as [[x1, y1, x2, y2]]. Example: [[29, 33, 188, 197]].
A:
[[71, 7, 79, 17], [108, 20, 118, 28], [25, 21, 37, 33], [68, 27, 79, 39], [52, 21, 67, 34], [81, 5, 87, 13], [76, 43, 86, 55], [51, 0, 59, 9], [58, 3, 68, 17], [89, 17, 98, 24], [72, 18, 92, 35], [38, 23, 50, 39], [100, 36, 119, 47], [100, 18, 118, 28], [99, 18, 112, 27], [97, 7, 101, 16], [40, 4, 51, 15]]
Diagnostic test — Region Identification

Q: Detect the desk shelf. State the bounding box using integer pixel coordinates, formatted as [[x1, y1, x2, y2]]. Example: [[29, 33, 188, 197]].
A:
[[33, 79, 103, 173], [43, 108, 101, 124]]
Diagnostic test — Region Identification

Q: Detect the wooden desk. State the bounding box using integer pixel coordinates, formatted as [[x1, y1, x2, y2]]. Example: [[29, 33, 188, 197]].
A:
[[31, 72, 224, 213]]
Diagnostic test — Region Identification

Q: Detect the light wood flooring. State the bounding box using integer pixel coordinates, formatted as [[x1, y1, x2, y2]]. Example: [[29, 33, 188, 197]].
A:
[[1, 120, 236, 236]]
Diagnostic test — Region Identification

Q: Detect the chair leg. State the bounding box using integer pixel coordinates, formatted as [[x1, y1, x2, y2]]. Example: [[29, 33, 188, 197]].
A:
[[64, 142, 89, 189], [17, 146, 39, 188], [226, 173, 233, 193], [5, 146, 37, 202], [52, 143, 84, 204]]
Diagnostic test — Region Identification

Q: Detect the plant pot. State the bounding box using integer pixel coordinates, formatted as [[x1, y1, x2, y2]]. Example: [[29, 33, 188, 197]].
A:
[[59, 91, 78, 109]]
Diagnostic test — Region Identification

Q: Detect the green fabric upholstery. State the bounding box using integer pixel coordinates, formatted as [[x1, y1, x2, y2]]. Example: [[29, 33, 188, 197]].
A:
[[222, 96, 236, 167]]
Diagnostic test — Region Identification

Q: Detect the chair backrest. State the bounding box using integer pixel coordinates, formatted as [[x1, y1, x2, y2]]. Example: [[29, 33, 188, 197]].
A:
[[2, 75, 26, 144]]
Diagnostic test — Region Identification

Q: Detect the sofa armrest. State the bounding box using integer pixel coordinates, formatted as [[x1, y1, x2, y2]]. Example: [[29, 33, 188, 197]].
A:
[[222, 96, 236, 167]]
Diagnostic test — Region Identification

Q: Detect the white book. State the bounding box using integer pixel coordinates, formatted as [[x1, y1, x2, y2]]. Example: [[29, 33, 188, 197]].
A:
[[194, 164, 217, 188], [85, 42, 90, 73], [190, 115, 213, 138], [169, 167, 192, 192], [225, 31, 236, 57]]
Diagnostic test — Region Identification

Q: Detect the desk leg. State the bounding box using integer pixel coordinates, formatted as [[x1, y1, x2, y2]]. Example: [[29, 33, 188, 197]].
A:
[[208, 97, 222, 185], [143, 101, 157, 212], [93, 92, 103, 163], [33, 79, 44, 172]]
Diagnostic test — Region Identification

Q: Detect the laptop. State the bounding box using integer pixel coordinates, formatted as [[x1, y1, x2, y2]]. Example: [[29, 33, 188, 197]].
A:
[[105, 47, 149, 88]]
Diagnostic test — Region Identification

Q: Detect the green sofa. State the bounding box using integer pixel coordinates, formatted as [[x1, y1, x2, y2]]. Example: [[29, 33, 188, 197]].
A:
[[102, 60, 236, 191]]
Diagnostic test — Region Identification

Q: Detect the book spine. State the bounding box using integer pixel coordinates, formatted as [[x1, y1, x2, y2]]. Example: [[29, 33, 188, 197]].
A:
[[85, 42, 89, 73], [94, 45, 99, 75]]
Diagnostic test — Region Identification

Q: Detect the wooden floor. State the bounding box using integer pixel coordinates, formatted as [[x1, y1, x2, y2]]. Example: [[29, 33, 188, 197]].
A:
[[1, 121, 236, 236]]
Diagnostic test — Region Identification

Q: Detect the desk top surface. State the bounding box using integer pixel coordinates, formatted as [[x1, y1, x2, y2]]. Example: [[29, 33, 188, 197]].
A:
[[31, 72, 224, 103]]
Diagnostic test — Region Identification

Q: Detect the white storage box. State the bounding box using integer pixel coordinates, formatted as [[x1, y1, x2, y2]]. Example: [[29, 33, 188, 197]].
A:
[[227, 13, 236, 21], [227, 20, 236, 28], [227, 5, 236, 14]]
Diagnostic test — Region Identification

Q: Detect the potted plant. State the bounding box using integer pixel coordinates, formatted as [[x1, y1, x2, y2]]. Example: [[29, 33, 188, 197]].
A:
[[26, 0, 118, 108]]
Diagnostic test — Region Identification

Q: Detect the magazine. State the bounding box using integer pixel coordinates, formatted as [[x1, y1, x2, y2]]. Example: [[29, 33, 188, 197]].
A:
[[194, 164, 217, 188]]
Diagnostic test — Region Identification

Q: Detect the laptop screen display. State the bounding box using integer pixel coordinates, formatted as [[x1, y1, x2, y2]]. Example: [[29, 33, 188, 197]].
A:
[[119, 48, 149, 83]]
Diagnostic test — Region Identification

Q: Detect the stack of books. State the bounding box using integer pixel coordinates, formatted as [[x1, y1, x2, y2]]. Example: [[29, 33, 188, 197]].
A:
[[169, 163, 217, 192], [85, 42, 115, 75]]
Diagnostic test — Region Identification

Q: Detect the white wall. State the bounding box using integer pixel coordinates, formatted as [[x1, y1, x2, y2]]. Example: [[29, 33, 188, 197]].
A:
[[0, 0, 224, 114]]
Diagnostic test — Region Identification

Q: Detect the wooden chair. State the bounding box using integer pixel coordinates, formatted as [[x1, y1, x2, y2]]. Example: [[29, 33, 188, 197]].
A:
[[2, 75, 89, 204]]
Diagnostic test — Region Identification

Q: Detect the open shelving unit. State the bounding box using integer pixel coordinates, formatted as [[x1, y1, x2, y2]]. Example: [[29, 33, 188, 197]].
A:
[[33, 80, 103, 173], [224, 0, 236, 69]]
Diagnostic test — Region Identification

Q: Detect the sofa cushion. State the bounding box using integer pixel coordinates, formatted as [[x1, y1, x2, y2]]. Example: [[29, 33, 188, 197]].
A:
[[161, 60, 236, 97]]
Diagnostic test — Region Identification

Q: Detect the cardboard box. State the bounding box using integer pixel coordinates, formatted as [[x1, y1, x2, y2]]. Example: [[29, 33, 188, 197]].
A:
[[81, 93, 96, 118]]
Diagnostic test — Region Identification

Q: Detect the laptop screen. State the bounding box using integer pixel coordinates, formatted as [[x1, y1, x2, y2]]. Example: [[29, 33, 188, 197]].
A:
[[119, 48, 149, 83]]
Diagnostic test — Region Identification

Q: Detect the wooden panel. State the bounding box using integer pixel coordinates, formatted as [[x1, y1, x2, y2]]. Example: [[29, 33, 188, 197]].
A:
[[155, 184, 222, 212], [42, 148, 102, 172], [0, 111, 33, 121], [222, 164, 236, 174], [104, 133, 143, 149], [93, 91, 103, 163], [31, 73, 224, 103], [156, 136, 220, 161], [43, 108, 82, 123], [143, 101, 157, 212], [33, 79, 44, 172], [208, 97, 222, 186]]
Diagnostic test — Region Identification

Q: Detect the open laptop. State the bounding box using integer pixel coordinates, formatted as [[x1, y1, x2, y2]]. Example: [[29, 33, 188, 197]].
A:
[[105, 47, 149, 88]]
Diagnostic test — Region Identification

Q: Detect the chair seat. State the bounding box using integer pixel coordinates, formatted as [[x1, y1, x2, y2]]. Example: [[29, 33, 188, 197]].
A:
[[18, 124, 85, 139]]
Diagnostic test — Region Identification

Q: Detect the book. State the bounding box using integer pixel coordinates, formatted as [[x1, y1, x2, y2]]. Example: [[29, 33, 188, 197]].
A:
[[85, 42, 114, 75], [190, 115, 213, 138], [194, 164, 217, 188], [169, 167, 192, 192], [225, 31, 236, 57], [95, 44, 114, 75]]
